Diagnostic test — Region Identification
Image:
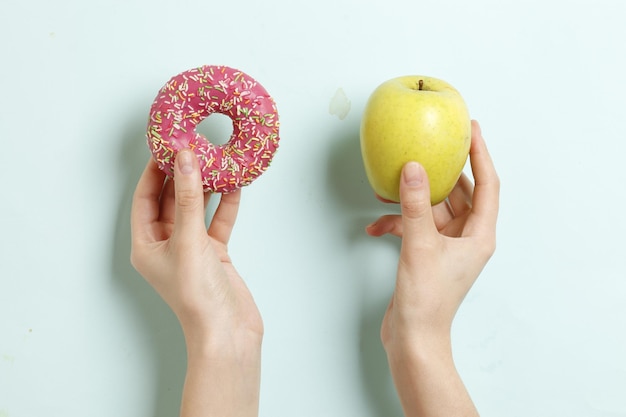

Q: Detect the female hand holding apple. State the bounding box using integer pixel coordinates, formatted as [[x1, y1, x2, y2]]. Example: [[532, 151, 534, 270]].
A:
[[366, 121, 500, 417]]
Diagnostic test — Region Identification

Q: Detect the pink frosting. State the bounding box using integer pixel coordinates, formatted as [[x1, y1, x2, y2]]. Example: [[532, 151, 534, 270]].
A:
[[146, 65, 280, 193]]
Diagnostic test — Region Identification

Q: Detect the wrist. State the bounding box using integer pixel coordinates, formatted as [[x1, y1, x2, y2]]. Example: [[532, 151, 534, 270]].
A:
[[183, 323, 262, 360], [385, 333, 453, 370], [382, 314, 452, 359], [179, 313, 262, 364], [178, 304, 263, 348]]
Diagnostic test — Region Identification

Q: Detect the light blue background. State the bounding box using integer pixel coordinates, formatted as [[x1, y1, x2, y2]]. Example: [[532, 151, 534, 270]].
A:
[[1, 0, 625, 416]]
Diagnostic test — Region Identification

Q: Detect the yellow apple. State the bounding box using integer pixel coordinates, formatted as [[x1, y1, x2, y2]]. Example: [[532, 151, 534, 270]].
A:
[[360, 75, 471, 205]]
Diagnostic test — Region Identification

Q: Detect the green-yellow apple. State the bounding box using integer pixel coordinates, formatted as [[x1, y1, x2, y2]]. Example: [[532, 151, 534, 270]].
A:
[[360, 75, 471, 205]]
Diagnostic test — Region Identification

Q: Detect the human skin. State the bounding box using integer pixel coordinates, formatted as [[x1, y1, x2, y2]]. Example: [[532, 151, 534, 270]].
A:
[[366, 120, 500, 417], [128, 119, 498, 417], [130, 149, 263, 417]]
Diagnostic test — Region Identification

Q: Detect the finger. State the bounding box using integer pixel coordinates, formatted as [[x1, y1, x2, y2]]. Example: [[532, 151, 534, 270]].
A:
[[158, 176, 175, 224], [131, 158, 167, 243], [467, 120, 500, 232], [161, 177, 210, 223], [398, 162, 439, 258], [172, 149, 207, 240], [204, 190, 212, 210], [375, 194, 399, 204], [432, 199, 455, 230], [446, 173, 473, 217], [207, 189, 241, 245], [366, 214, 403, 237]]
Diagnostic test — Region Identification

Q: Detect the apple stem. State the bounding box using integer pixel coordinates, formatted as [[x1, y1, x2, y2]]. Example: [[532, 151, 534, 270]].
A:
[[418, 79, 424, 91]]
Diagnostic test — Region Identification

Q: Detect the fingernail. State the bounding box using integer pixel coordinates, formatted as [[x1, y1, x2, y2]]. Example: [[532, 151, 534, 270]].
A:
[[472, 119, 482, 134], [178, 149, 194, 175], [403, 162, 423, 186]]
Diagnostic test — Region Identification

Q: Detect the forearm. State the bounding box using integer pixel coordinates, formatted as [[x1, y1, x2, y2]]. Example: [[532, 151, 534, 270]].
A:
[[180, 328, 262, 417], [386, 337, 478, 417]]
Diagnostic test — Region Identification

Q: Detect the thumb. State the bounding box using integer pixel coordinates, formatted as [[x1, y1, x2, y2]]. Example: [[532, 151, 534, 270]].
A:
[[399, 162, 438, 251], [173, 149, 206, 238]]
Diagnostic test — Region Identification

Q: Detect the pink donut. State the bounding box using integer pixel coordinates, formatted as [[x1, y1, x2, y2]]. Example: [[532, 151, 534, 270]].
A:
[[146, 65, 280, 193]]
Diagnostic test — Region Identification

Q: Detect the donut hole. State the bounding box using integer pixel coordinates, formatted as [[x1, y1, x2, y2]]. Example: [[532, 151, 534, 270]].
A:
[[196, 113, 234, 146]]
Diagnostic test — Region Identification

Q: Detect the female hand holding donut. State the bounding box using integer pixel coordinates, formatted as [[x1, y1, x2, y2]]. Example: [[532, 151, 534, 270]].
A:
[[130, 149, 263, 417]]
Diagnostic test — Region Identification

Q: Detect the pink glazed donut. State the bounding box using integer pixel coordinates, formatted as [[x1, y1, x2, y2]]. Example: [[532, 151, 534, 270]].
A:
[[146, 65, 280, 193]]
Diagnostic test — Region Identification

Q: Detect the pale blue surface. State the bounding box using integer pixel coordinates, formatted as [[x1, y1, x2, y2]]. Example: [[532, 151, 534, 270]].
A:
[[1, 0, 625, 416]]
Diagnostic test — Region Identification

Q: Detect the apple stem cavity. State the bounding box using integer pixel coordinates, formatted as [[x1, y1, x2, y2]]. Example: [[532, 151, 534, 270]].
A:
[[418, 79, 424, 91]]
